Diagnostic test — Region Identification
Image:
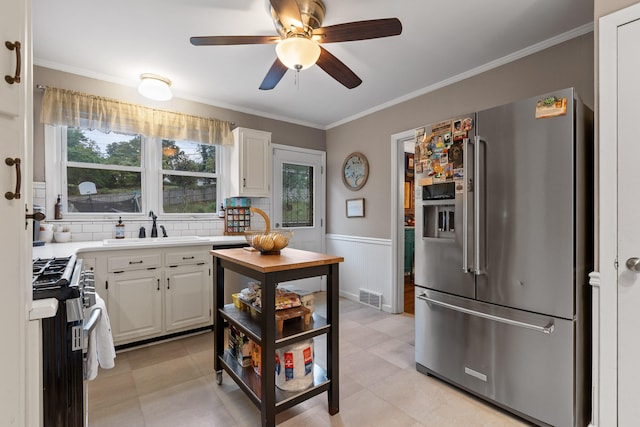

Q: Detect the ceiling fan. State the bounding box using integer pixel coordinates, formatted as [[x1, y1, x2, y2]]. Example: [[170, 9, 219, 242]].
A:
[[190, 0, 402, 90]]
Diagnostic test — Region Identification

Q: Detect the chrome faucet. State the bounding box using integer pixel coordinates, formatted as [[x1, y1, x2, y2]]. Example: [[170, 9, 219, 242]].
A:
[[149, 211, 158, 237]]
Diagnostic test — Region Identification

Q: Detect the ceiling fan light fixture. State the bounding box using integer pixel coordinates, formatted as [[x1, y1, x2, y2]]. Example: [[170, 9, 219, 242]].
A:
[[138, 73, 173, 101], [275, 37, 320, 71]]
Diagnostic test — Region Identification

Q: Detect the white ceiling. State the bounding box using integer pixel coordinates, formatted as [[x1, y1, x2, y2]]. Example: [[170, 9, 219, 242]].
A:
[[32, 0, 593, 129]]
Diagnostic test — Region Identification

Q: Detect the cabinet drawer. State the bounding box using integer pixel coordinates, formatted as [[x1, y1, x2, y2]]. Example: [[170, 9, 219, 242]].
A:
[[165, 249, 209, 267], [108, 252, 161, 272]]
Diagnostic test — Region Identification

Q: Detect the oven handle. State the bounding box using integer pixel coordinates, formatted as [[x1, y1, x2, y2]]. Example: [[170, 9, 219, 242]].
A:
[[417, 293, 555, 334], [82, 307, 102, 352]]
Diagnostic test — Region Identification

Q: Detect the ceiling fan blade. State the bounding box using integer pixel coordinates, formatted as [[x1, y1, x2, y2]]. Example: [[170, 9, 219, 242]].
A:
[[316, 47, 362, 89], [190, 35, 280, 46], [259, 58, 289, 90], [314, 18, 402, 43], [269, 0, 304, 30]]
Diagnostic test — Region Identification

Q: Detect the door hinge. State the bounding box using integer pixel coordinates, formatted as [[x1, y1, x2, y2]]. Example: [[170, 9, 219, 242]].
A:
[[321, 165, 324, 174], [614, 257, 619, 270], [105, 280, 108, 290], [209, 309, 212, 317], [209, 268, 211, 276], [321, 218, 323, 227]]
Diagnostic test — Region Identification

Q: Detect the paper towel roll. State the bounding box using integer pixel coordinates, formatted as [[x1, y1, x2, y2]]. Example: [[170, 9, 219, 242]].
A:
[[275, 339, 314, 391]]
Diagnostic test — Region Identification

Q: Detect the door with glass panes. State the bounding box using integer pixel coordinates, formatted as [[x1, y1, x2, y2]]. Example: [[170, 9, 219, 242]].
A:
[[272, 145, 325, 292]]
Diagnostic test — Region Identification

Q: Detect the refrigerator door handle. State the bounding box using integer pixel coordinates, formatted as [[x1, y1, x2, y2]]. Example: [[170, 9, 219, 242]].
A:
[[474, 135, 487, 275], [462, 138, 471, 273], [417, 292, 555, 334]]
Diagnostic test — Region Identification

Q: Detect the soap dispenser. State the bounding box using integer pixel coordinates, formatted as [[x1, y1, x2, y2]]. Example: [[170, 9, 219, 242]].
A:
[[115, 217, 125, 239]]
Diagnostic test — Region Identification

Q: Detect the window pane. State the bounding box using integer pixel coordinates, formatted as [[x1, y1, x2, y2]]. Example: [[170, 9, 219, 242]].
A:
[[162, 140, 215, 173], [282, 163, 313, 228], [162, 175, 217, 213], [67, 167, 142, 213], [67, 128, 141, 167]]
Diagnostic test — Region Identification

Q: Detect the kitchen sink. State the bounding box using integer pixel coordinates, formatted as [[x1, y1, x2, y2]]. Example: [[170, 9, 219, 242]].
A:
[[102, 236, 209, 246]]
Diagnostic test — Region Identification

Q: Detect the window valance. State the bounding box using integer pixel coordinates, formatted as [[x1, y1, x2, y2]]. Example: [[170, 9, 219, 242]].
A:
[[40, 86, 233, 146]]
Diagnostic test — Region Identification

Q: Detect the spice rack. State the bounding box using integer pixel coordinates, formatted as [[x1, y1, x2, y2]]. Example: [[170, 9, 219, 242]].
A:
[[224, 206, 251, 235]]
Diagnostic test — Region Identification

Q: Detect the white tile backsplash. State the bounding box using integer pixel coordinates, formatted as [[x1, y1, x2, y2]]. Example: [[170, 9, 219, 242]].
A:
[[33, 182, 271, 242]]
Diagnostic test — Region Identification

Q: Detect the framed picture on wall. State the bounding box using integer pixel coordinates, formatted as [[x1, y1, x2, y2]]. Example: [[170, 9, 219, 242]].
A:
[[346, 198, 365, 217], [404, 181, 412, 209], [405, 153, 414, 177]]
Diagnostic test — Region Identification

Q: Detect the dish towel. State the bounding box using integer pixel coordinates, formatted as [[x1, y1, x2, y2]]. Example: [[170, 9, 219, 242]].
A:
[[86, 293, 116, 381]]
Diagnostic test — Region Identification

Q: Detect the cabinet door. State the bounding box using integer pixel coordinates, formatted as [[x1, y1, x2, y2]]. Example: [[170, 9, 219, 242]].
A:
[[108, 269, 163, 344], [230, 128, 272, 197], [165, 264, 211, 332], [0, 1, 21, 118]]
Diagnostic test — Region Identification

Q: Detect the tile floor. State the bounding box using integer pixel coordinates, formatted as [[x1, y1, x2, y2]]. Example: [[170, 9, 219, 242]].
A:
[[88, 294, 529, 426]]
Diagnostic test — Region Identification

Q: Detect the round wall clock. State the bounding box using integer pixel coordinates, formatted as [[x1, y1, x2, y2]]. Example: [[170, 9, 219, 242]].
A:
[[342, 152, 369, 191]]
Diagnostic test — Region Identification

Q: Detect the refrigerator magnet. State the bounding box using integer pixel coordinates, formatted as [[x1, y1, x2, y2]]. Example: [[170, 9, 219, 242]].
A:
[[449, 141, 463, 168], [432, 120, 452, 135], [461, 117, 474, 131], [535, 97, 567, 118]]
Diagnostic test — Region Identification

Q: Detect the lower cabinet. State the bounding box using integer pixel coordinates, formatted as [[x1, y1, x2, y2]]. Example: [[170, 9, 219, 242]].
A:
[[108, 269, 164, 344], [165, 264, 211, 332], [83, 245, 213, 346]]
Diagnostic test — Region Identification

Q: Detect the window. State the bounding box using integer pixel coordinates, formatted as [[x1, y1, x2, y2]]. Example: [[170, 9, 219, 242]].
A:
[[281, 162, 314, 227], [49, 126, 220, 217], [65, 128, 143, 213], [161, 140, 218, 214]]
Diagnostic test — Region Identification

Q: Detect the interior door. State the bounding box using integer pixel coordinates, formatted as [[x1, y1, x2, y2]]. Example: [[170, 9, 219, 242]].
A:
[[617, 17, 640, 426], [272, 145, 325, 292], [0, 0, 31, 423]]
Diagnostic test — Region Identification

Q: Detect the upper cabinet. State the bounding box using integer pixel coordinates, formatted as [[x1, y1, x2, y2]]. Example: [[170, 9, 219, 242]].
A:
[[226, 127, 272, 198], [0, 0, 23, 118]]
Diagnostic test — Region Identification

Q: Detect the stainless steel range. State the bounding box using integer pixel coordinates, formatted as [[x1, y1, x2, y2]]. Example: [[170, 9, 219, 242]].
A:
[[33, 255, 101, 427]]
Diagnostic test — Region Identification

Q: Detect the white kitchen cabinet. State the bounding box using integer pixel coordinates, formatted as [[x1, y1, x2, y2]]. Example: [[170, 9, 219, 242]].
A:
[[108, 268, 163, 344], [227, 127, 272, 197], [165, 264, 211, 332], [83, 245, 214, 346]]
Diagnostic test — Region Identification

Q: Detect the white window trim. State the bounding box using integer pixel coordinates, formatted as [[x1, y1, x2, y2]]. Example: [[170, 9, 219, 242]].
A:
[[44, 124, 224, 221]]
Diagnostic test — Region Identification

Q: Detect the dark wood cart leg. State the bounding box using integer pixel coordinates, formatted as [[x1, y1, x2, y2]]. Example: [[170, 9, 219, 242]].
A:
[[327, 263, 340, 415], [214, 256, 225, 382], [261, 273, 277, 427]]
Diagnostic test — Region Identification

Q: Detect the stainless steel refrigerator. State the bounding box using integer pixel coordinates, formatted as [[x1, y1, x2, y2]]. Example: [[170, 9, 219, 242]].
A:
[[413, 88, 593, 427]]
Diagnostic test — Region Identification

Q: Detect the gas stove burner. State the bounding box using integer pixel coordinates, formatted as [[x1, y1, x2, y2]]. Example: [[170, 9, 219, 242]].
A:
[[32, 256, 79, 300]]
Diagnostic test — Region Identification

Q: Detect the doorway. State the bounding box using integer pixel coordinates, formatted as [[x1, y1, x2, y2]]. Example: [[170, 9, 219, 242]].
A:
[[271, 144, 326, 292], [391, 129, 417, 314]]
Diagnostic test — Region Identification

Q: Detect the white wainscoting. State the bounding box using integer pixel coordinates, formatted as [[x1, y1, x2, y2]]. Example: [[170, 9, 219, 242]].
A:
[[326, 234, 393, 312]]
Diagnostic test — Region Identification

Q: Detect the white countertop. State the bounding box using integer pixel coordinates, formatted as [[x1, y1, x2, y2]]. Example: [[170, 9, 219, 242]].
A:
[[33, 235, 247, 259]]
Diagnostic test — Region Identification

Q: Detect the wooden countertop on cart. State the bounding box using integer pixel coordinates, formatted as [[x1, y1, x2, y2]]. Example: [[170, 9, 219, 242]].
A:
[[210, 247, 344, 273]]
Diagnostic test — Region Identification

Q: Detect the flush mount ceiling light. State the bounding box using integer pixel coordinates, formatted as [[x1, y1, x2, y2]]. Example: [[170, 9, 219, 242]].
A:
[[275, 36, 321, 71], [138, 73, 172, 101]]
